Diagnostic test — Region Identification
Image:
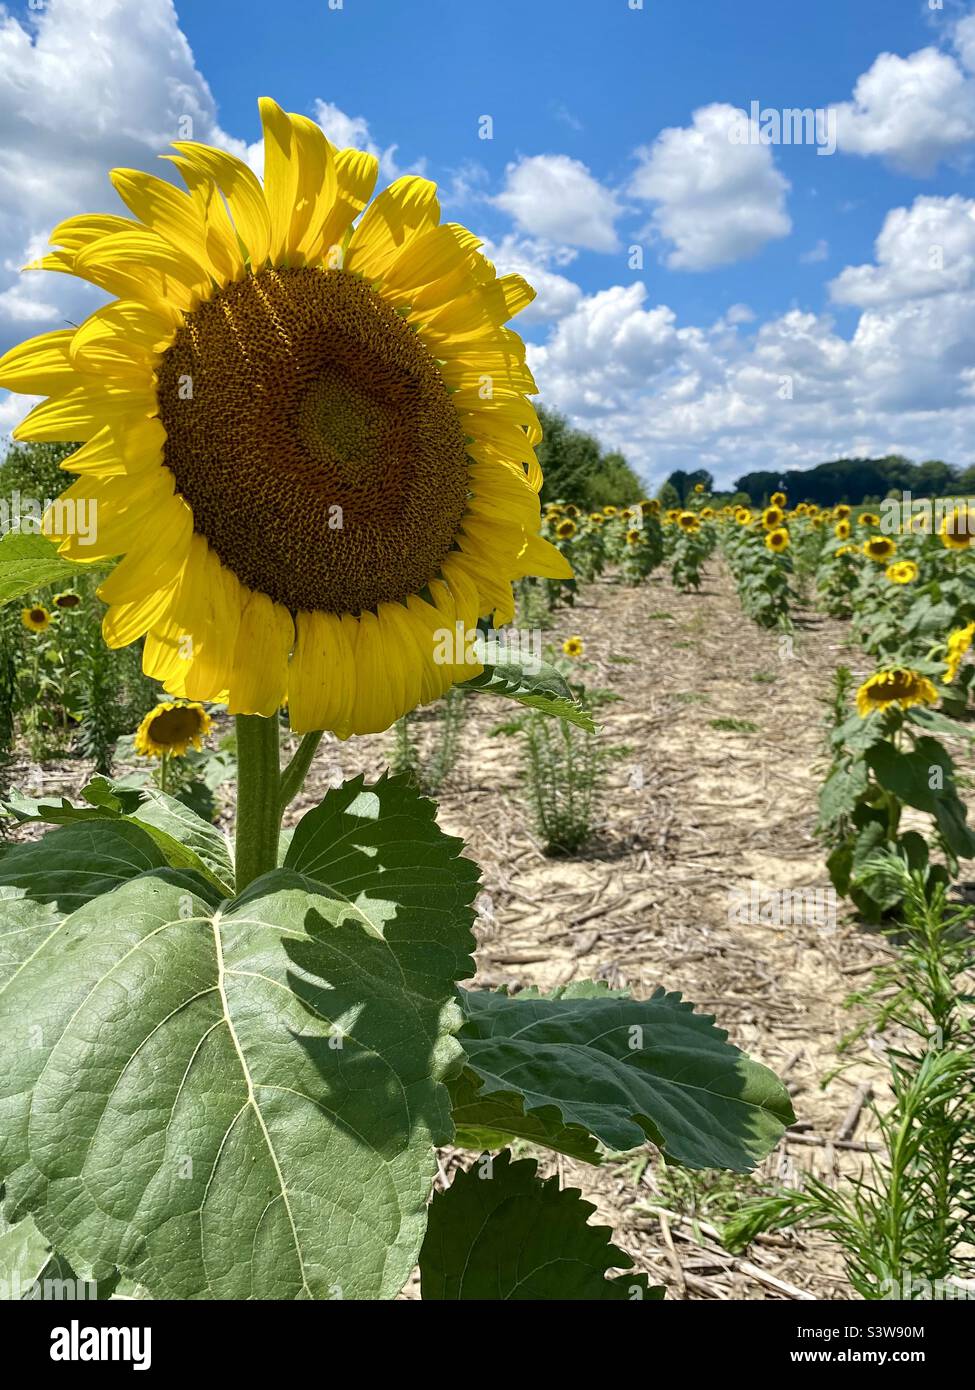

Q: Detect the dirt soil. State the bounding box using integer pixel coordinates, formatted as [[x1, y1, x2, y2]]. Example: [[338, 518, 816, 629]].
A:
[[5, 558, 905, 1300]]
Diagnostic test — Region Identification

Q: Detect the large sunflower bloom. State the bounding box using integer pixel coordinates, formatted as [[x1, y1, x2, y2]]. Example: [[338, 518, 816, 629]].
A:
[[855, 669, 938, 718], [0, 99, 569, 736], [134, 700, 212, 758]]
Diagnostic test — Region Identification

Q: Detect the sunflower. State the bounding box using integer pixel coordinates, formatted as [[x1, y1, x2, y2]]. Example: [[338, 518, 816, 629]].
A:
[[735, 508, 752, 525], [857, 512, 880, 528], [886, 560, 918, 585], [555, 518, 577, 540], [833, 505, 851, 520], [765, 526, 789, 552], [836, 545, 856, 557], [770, 491, 786, 508], [1, 98, 569, 738], [693, 483, 705, 494], [863, 536, 896, 562], [664, 509, 681, 524], [134, 699, 212, 758], [940, 506, 975, 550], [590, 512, 605, 526], [944, 622, 975, 684], [700, 506, 714, 519], [762, 505, 784, 529], [53, 590, 82, 609], [563, 504, 579, 518], [835, 520, 851, 540], [677, 511, 699, 531], [603, 505, 618, 517], [626, 528, 642, 546], [856, 669, 938, 718], [640, 498, 659, 515], [562, 636, 584, 658], [21, 605, 52, 632]]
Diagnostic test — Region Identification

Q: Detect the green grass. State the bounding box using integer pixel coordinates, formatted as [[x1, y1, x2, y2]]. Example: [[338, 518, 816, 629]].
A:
[[751, 671, 777, 684], [647, 611, 675, 620], [672, 691, 711, 705], [709, 717, 758, 733]]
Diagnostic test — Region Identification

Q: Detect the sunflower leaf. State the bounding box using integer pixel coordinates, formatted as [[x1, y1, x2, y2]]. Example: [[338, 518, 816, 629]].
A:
[[0, 532, 98, 605], [460, 657, 595, 731], [455, 984, 794, 1171], [0, 779, 478, 1300], [0, 781, 234, 896], [419, 1149, 662, 1300]]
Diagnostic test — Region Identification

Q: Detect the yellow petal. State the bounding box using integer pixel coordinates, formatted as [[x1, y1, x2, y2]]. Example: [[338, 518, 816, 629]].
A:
[[109, 169, 214, 279], [0, 330, 78, 394], [289, 114, 338, 264], [226, 589, 293, 716], [61, 418, 166, 478], [344, 175, 439, 282], [97, 495, 193, 604], [258, 98, 299, 265], [14, 384, 155, 443], [320, 148, 378, 260], [171, 140, 271, 268], [289, 609, 356, 737]]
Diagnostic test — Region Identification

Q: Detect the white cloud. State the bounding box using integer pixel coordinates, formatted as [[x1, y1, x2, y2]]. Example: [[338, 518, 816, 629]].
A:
[[528, 200, 975, 488], [832, 46, 975, 175], [629, 104, 791, 271], [800, 239, 829, 265], [956, 12, 975, 73], [493, 154, 622, 253], [830, 196, 975, 307]]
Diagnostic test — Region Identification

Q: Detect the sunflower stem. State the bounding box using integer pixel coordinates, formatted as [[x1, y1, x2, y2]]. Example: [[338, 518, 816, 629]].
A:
[[234, 714, 282, 892], [278, 731, 324, 815]]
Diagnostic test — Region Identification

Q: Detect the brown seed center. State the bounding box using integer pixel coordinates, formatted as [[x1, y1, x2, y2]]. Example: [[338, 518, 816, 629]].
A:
[[155, 267, 471, 614]]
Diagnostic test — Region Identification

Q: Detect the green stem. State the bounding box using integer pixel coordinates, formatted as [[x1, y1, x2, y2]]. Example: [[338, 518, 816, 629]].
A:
[[234, 714, 282, 892], [159, 750, 169, 797], [278, 730, 324, 815]]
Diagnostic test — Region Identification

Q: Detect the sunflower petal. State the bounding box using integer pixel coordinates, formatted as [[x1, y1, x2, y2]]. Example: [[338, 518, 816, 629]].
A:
[[344, 176, 439, 282]]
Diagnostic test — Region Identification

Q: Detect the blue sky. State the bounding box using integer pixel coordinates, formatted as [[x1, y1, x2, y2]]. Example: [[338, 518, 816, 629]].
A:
[[1, 0, 975, 487]]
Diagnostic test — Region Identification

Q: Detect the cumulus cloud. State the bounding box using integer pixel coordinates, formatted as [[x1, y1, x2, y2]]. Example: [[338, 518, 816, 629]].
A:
[[831, 46, 975, 175], [628, 103, 791, 271], [492, 154, 622, 253], [528, 199, 975, 488], [310, 99, 423, 183]]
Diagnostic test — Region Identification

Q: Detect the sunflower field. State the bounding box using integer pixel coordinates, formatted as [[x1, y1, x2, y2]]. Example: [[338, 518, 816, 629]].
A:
[[0, 97, 972, 1323]]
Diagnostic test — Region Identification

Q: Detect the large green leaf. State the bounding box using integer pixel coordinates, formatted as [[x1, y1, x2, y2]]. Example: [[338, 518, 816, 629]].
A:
[[419, 1149, 662, 1300], [0, 532, 95, 603], [1, 778, 234, 896], [455, 985, 794, 1171], [460, 657, 595, 732], [0, 777, 478, 1299]]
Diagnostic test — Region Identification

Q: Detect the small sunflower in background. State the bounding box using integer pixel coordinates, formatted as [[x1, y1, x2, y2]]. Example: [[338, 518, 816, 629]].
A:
[[693, 483, 705, 495], [940, 506, 975, 550], [21, 605, 52, 633], [856, 669, 938, 718], [700, 506, 714, 519], [603, 505, 618, 517], [863, 535, 896, 562], [626, 528, 642, 546], [555, 518, 577, 541], [590, 512, 605, 526], [770, 491, 786, 508], [857, 512, 880, 528], [664, 509, 681, 524], [53, 591, 82, 610], [886, 560, 918, 585], [677, 511, 699, 532], [135, 700, 212, 759], [563, 503, 579, 518], [762, 505, 784, 529], [835, 520, 851, 540], [836, 545, 856, 557], [640, 498, 659, 515], [765, 527, 789, 552], [562, 636, 584, 658], [944, 623, 975, 684], [834, 505, 852, 520], [735, 508, 752, 525]]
